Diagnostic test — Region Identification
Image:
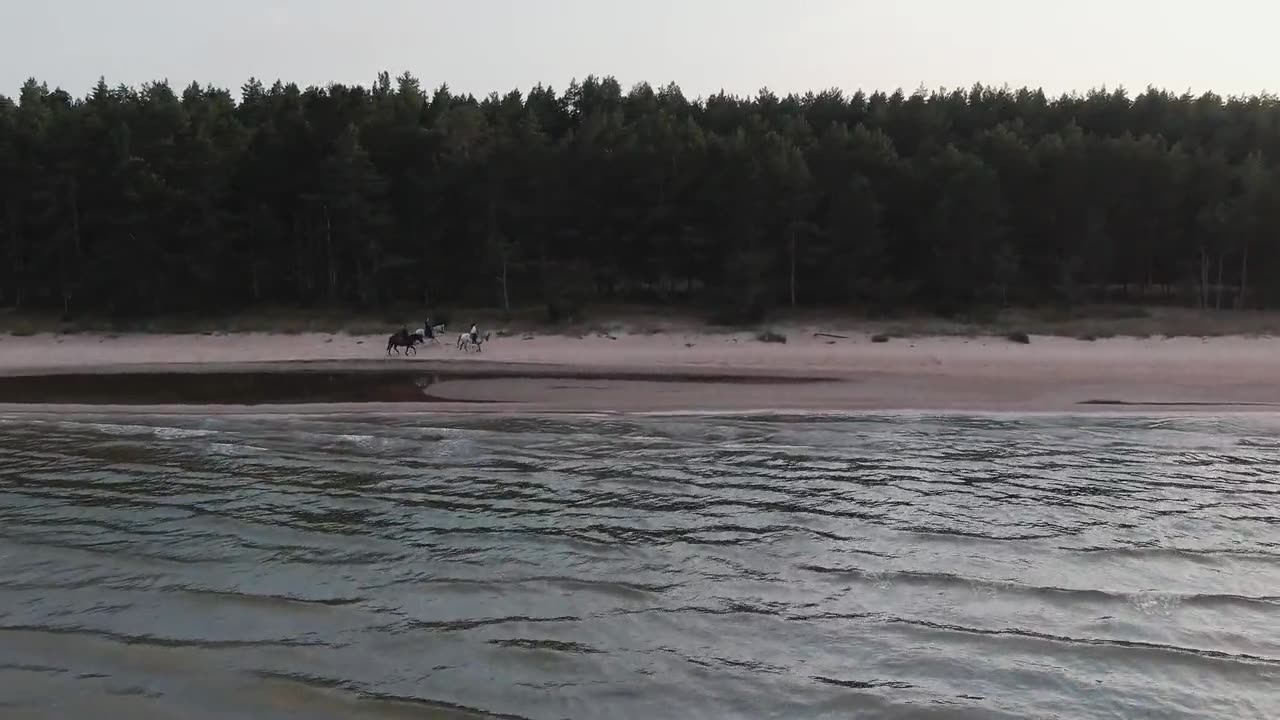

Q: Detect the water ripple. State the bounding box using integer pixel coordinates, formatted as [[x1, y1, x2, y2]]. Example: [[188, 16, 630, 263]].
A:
[[1, 412, 1278, 719]]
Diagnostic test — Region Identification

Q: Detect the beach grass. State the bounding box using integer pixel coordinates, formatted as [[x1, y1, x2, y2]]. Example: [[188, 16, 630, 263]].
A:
[[2, 304, 1279, 339]]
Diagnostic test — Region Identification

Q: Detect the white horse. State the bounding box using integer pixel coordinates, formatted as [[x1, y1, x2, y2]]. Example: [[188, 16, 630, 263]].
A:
[[413, 324, 447, 345], [457, 330, 491, 353]]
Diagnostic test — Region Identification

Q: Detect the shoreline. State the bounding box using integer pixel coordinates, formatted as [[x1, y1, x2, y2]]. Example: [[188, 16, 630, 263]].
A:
[[2, 331, 1280, 413], [7, 405, 1280, 420]]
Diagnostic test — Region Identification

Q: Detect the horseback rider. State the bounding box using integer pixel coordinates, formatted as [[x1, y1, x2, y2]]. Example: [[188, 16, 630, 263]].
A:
[[423, 318, 434, 340], [469, 322, 478, 346]]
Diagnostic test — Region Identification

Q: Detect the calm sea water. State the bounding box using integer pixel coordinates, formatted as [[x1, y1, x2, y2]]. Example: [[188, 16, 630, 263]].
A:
[[0, 412, 1277, 719]]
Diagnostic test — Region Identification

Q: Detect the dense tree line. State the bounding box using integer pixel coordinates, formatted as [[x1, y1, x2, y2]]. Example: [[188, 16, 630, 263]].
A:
[[2, 73, 1279, 321]]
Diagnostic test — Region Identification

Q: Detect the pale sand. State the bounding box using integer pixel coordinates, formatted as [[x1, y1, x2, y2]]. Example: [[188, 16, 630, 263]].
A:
[[0, 329, 1277, 413]]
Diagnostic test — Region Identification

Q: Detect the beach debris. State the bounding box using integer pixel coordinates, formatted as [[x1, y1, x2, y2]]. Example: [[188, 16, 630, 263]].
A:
[[1006, 331, 1032, 345], [756, 330, 787, 344], [870, 334, 891, 344], [814, 332, 849, 340]]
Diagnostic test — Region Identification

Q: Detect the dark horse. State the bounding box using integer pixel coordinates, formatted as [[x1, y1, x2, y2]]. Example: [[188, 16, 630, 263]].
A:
[[386, 329, 421, 356]]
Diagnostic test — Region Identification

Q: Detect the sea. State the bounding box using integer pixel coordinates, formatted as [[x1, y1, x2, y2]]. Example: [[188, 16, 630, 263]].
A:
[[0, 412, 1276, 719]]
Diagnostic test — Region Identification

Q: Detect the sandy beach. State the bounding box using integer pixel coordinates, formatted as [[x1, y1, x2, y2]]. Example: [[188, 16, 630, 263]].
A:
[[0, 328, 1277, 413]]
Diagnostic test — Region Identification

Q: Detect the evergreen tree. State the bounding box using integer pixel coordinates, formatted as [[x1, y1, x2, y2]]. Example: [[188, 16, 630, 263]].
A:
[[0, 75, 1278, 318]]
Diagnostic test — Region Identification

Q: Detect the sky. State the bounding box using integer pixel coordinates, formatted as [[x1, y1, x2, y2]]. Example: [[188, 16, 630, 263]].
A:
[[2, 0, 1276, 100]]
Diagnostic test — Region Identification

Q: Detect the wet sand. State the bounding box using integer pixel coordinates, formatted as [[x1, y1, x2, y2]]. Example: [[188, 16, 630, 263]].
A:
[[0, 330, 1278, 413]]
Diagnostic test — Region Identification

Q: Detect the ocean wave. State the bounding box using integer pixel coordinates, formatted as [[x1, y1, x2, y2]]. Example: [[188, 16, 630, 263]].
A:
[[5, 411, 1280, 719], [799, 564, 1280, 610]]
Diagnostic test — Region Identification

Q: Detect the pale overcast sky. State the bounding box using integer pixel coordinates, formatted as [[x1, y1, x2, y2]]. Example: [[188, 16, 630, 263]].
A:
[[2, 0, 1275, 99]]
